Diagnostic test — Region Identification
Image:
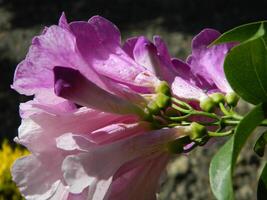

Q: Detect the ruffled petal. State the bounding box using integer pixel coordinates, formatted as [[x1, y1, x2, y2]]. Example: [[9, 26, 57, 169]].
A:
[[58, 12, 70, 31], [153, 36, 177, 82], [191, 28, 220, 50], [11, 155, 66, 200], [12, 24, 107, 97], [171, 76, 207, 101], [109, 154, 169, 200], [67, 189, 88, 200], [171, 58, 216, 92], [133, 36, 159, 73], [88, 121, 150, 144], [68, 21, 150, 88], [61, 127, 187, 198], [16, 103, 131, 153], [88, 15, 121, 46], [187, 29, 234, 93], [131, 36, 176, 83], [122, 37, 138, 58]]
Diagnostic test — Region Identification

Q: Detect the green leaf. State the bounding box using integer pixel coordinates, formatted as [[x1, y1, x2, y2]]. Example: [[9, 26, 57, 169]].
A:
[[212, 21, 267, 45], [209, 137, 234, 200], [258, 162, 267, 200], [254, 130, 267, 157], [209, 104, 265, 200], [224, 36, 267, 104]]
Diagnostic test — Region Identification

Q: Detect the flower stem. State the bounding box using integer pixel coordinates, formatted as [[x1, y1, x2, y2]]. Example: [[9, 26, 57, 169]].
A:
[[208, 130, 234, 137], [171, 97, 192, 110], [191, 110, 220, 120], [171, 104, 192, 114]]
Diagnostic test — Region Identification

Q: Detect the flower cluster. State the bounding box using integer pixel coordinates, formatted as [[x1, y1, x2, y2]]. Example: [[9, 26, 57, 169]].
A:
[[11, 13, 236, 200]]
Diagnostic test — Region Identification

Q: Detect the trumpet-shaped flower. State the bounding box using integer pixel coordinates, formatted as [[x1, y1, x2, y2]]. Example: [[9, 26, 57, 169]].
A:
[[11, 13, 233, 200]]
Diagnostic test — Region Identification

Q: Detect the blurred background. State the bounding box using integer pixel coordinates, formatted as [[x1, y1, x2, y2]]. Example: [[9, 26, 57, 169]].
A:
[[1, 0, 267, 199]]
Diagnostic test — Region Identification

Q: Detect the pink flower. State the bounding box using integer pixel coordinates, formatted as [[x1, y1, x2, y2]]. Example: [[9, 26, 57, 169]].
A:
[[11, 13, 233, 200], [186, 28, 235, 94], [11, 13, 191, 200], [170, 29, 236, 108]]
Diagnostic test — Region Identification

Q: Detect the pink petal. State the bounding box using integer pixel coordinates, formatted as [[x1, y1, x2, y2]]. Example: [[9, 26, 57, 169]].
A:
[[88, 121, 150, 144], [11, 155, 66, 200], [109, 154, 169, 200], [58, 12, 70, 31], [122, 37, 138, 58], [53, 66, 143, 116], [153, 36, 177, 82], [16, 103, 131, 153], [187, 29, 234, 93], [88, 15, 121, 46], [171, 76, 207, 101], [50, 183, 69, 200], [12, 24, 108, 97], [191, 28, 220, 50], [171, 58, 216, 92], [133, 36, 159, 73], [67, 188, 88, 200], [61, 127, 187, 196], [132, 36, 176, 83], [68, 21, 148, 87]]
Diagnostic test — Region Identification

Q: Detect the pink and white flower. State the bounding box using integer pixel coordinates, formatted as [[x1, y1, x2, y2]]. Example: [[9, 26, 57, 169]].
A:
[[11, 13, 233, 200]]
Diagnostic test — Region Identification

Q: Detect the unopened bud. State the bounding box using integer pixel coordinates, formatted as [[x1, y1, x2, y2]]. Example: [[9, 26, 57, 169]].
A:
[[225, 92, 239, 107], [189, 122, 207, 142], [200, 96, 216, 112], [143, 108, 153, 121], [210, 92, 225, 104], [147, 100, 160, 115], [155, 93, 170, 109], [155, 81, 170, 95]]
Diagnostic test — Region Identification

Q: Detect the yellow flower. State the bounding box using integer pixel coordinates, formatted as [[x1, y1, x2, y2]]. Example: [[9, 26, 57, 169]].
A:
[[0, 140, 29, 200]]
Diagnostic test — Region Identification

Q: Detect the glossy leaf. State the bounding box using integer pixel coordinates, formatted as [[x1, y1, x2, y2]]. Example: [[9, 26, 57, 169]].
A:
[[254, 130, 267, 157], [209, 104, 265, 200], [258, 162, 267, 200], [212, 21, 267, 45], [224, 37, 267, 104]]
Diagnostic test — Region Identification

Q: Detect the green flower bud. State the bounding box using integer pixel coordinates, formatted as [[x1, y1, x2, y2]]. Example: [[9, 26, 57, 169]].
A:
[[143, 108, 153, 121], [210, 92, 225, 104], [189, 122, 207, 142], [200, 96, 216, 112], [155, 81, 170, 95], [225, 92, 240, 107], [147, 101, 160, 114], [155, 93, 170, 109]]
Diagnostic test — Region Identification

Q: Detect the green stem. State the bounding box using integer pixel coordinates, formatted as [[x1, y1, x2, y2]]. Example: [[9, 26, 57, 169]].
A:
[[223, 120, 239, 126], [230, 111, 243, 120], [167, 123, 186, 127], [171, 97, 192, 110], [208, 130, 234, 137], [169, 113, 192, 121], [192, 111, 220, 120], [171, 104, 192, 114], [219, 102, 231, 116], [219, 102, 243, 120]]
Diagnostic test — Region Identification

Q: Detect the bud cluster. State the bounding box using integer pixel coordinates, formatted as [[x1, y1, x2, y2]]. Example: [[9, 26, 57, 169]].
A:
[[144, 81, 171, 121], [141, 81, 242, 154], [200, 92, 240, 112]]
